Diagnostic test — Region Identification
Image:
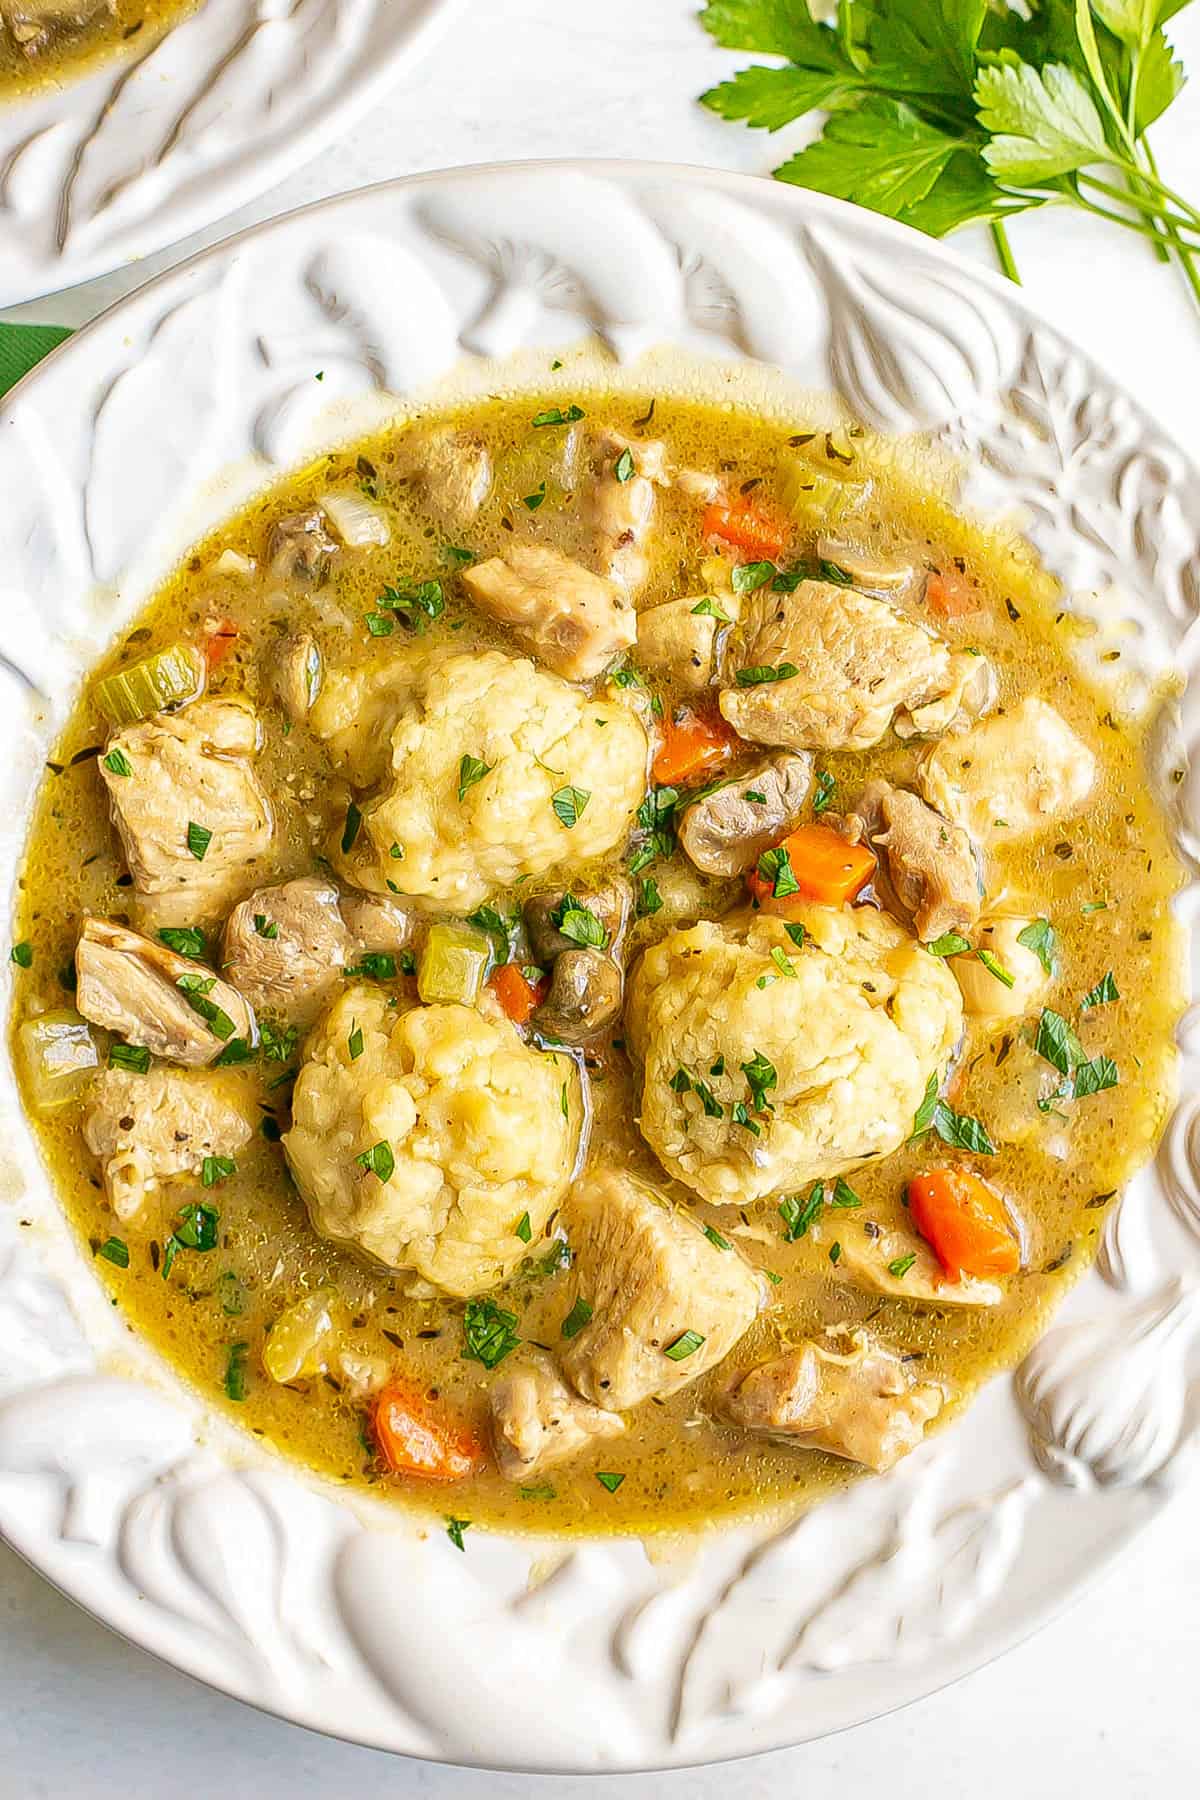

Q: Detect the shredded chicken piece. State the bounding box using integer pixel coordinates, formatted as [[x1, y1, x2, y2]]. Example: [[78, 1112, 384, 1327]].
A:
[[462, 545, 635, 681], [636, 593, 734, 693], [919, 697, 1097, 844], [76, 918, 256, 1066], [392, 425, 492, 528], [837, 1223, 1003, 1306], [586, 430, 671, 593], [854, 778, 980, 943], [720, 1334, 946, 1472], [896, 649, 997, 739], [490, 1350, 625, 1482], [98, 699, 274, 915], [84, 1067, 253, 1221]]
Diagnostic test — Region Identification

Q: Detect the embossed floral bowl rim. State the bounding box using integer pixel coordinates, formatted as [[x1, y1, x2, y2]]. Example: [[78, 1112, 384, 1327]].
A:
[[0, 0, 464, 309], [1, 161, 1199, 1774]]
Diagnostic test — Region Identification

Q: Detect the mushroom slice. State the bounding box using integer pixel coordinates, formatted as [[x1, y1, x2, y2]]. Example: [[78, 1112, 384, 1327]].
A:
[[678, 752, 812, 877], [532, 949, 623, 1044]]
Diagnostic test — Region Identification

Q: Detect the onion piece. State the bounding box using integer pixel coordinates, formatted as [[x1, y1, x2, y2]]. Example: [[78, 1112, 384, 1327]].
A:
[[320, 490, 391, 549]]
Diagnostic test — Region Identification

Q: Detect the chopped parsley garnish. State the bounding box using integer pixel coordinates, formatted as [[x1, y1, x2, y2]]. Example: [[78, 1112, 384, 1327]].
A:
[[927, 932, 971, 958], [1080, 971, 1119, 1011], [757, 844, 799, 898], [175, 973, 236, 1041], [253, 914, 280, 941], [829, 1242, 842, 1265], [462, 1297, 521, 1369], [731, 560, 775, 595], [910, 1072, 996, 1154], [613, 447, 635, 483], [346, 952, 397, 980], [830, 1178, 861, 1209], [1017, 917, 1057, 976], [201, 1155, 236, 1188], [519, 1484, 557, 1501], [443, 544, 475, 566], [770, 945, 797, 978], [348, 1023, 364, 1061], [763, 1268, 783, 1285], [560, 1296, 593, 1339], [1034, 1007, 1120, 1102], [356, 1140, 395, 1182], [9, 942, 32, 968], [102, 748, 132, 777], [552, 894, 607, 949], [457, 754, 492, 802], [735, 662, 798, 686], [701, 1223, 731, 1251], [341, 803, 363, 854], [446, 1518, 471, 1551], [399, 950, 417, 977], [731, 1100, 761, 1135], [214, 1037, 254, 1067], [636, 877, 663, 917], [159, 926, 206, 958], [1080, 900, 1109, 916], [377, 580, 445, 632], [812, 769, 836, 815], [515, 1211, 532, 1244], [523, 481, 547, 511], [740, 1050, 777, 1113], [690, 596, 732, 622], [162, 1201, 220, 1277], [664, 1329, 706, 1361], [745, 789, 767, 804], [532, 404, 585, 427], [888, 1254, 917, 1280], [365, 612, 396, 636], [224, 1341, 249, 1402], [630, 784, 678, 871], [186, 821, 212, 861], [551, 784, 590, 829], [780, 1181, 823, 1241], [560, 1081, 569, 1119], [595, 1470, 626, 1493], [97, 1236, 129, 1269], [259, 1020, 298, 1064], [784, 922, 806, 950]]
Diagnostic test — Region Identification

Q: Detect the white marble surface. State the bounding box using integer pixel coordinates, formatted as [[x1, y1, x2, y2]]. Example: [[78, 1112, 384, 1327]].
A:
[[2, 0, 1200, 1791]]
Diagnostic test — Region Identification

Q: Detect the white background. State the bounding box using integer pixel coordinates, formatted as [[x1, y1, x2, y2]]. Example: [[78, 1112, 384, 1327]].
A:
[[3, 1, 1200, 1793]]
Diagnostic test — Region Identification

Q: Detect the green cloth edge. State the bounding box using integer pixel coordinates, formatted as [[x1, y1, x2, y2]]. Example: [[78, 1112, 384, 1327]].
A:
[[0, 322, 73, 400]]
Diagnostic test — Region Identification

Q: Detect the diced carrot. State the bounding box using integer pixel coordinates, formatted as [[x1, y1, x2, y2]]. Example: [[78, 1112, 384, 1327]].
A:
[[204, 618, 239, 669], [652, 708, 739, 786], [907, 1167, 1021, 1282], [746, 824, 875, 911], [925, 568, 979, 619], [701, 497, 787, 561], [488, 961, 545, 1025], [373, 1378, 486, 1481]]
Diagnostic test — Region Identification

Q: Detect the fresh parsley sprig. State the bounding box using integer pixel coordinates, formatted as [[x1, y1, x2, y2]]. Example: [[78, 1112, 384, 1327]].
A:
[[700, 1, 1200, 310]]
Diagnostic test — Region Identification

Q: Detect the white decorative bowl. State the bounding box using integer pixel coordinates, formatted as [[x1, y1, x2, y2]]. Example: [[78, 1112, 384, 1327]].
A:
[[0, 161, 1198, 1773], [0, 0, 461, 307]]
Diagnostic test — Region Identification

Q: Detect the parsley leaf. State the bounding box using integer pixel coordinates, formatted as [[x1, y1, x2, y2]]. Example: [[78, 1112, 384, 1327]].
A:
[[1017, 916, 1057, 976], [458, 755, 492, 803], [462, 1297, 520, 1369], [186, 821, 212, 861], [976, 58, 1109, 183], [1080, 970, 1120, 1010], [735, 662, 798, 686], [552, 785, 591, 829], [158, 926, 206, 958]]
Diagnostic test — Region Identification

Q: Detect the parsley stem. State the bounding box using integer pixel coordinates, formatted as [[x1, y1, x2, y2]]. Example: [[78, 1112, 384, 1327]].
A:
[[1076, 172, 1200, 241], [990, 220, 1020, 285]]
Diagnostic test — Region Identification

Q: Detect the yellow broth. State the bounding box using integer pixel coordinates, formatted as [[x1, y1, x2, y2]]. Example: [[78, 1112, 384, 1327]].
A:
[[9, 391, 1185, 1536], [0, 1, 194, 98]]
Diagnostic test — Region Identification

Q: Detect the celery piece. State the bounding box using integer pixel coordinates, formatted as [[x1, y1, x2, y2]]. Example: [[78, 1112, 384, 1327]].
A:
[[777, 456, 872, 530], [18, 1010, 98, 1113], [262, 1287, 338, 1384], [417, 921, 492, 1006], [95, 644, 203, 728]]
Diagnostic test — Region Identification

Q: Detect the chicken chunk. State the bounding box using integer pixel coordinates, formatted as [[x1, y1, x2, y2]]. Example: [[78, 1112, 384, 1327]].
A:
[[84, 1067, 253, 1221], [719, 1334, 946, 1472], [75, 918, 256, 1067], [98, 699, 274, 914], [626, 906, 962, 1207], [719, 580, 962, 752], [463, 545, 635, 682], [3, 0, 112, 51], [392, 425, 493, 529], [636, 594, 729, 692], [837, 1222, 1002, 1306], [559, 1168, 763, 1409], [678, 752, 812, 877], [335, 650, 646, 912], [221, 878, 353, 1022], [275, 632, 322, 724], [285, 988, 579, 1297], [919, 697, 1097, 845], [586, 431, 671, 593], [267, 509, 338, 584], [952, 914, 1051, 1019], [894, 650, 997, 740], [855, 779, 980, 943], [490, 1351, 625, 1482]]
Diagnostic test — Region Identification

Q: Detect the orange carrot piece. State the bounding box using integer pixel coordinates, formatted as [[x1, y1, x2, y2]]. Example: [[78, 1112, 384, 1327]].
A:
[[907, 1168, 1021, 1282], [373, 1379, 486, 1481], [488, 962, 544, 1025], [204, 619, 239, 669], [925, 568, 979, 619], [652, 709, 738, 786], [701, 497, 787, 561], [746, 823, 875, 911]]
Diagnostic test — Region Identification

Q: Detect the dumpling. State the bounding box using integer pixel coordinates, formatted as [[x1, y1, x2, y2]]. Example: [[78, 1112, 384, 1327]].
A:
[[625, 904, 962, 1207], [283, 986, 580, 1297], [332, 649, 648, 911]]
